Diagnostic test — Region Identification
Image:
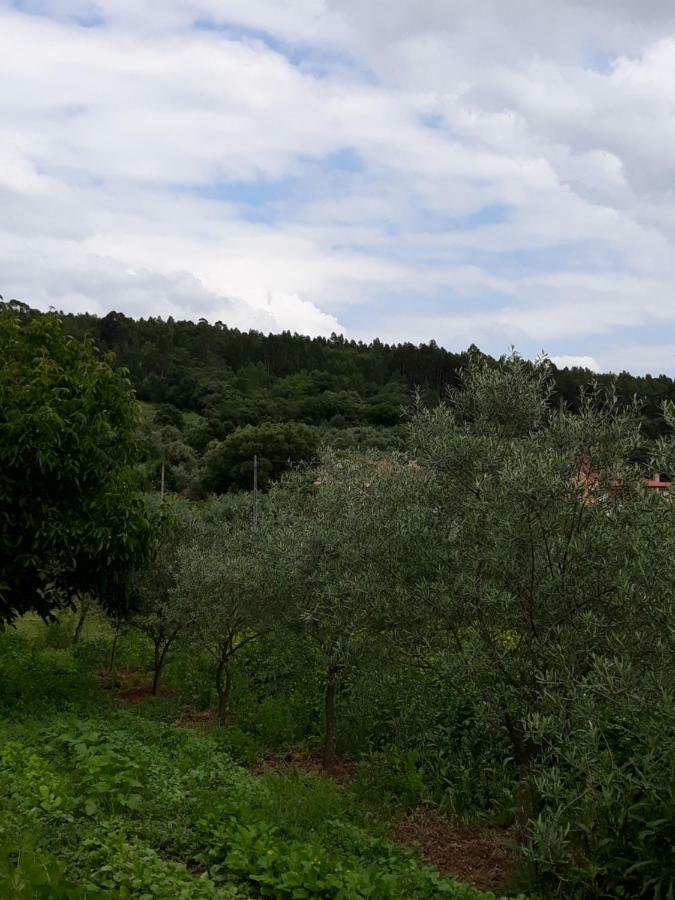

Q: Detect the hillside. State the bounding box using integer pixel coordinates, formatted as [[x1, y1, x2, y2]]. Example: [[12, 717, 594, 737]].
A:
[[48, 305, 675, 441]]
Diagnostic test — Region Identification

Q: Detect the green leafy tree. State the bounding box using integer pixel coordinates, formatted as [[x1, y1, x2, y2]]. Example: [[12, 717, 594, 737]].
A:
[[0, 306, 150, 625], [173, 497, 265, 724], [265, 451, 427, 771], [153, 403, 183, 429], [410, 354, 675, 830], [203, 422, 319, 493]]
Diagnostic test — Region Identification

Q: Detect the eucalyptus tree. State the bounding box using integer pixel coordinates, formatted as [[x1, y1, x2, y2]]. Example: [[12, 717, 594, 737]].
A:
[[172, 496, 265, 725], [409, 353, 675, 825]]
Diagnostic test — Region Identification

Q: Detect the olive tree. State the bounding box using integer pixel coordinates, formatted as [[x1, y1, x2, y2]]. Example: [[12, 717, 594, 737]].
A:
[[265, 451, 429, 772], [172, 497, 265, 725], [410, 353, 675, 826]]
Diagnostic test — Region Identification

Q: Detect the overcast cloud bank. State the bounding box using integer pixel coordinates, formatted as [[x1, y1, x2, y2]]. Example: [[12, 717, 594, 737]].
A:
[[1, 0, 674, 373]]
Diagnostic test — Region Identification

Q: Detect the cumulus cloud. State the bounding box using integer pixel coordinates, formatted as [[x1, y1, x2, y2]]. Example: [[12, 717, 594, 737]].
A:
[[550, 355, 601, 373], [0, 0, 674, 370]]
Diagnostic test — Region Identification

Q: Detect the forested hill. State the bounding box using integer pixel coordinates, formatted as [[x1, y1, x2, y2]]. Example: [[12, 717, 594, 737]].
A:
[[6, 301, 675, 439], [55, 307, 674, 433]]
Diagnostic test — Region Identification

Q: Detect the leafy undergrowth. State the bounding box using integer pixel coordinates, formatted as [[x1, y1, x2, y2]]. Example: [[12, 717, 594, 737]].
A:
[[0, 712, 526, 899], [0, 634, 526, 899]]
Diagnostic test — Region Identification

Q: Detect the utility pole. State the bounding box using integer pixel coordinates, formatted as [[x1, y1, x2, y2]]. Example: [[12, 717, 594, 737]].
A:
[[160, 461, 165, 502], [253, 454, 258, 527]]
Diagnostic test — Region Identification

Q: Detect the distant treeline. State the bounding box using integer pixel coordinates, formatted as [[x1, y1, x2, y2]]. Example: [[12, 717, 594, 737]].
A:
[[6, 300, 675, 439]]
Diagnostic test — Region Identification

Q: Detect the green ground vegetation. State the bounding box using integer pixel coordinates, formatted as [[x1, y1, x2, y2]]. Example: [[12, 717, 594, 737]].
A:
[[0, 625, 518, 900]]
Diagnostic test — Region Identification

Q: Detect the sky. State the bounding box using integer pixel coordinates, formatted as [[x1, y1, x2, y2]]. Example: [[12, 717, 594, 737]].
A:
[[1, 0, 675, 375]]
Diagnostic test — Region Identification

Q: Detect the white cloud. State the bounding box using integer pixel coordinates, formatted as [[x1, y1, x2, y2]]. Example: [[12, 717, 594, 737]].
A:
[[550, 355, 601, 372], [0, 0, 674, 371]]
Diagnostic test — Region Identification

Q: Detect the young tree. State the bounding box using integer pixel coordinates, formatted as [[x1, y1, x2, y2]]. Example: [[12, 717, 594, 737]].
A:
[[410, 354, 675, 825], [265, 451, 428, 772], [72, 595, 92, 646], [173, 497, 265, 725], [131, 498, 194, 694], [0, 305, 150, 625]]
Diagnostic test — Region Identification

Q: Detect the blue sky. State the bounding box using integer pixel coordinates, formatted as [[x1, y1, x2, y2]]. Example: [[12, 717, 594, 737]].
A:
[[1, 0, 675, 374]]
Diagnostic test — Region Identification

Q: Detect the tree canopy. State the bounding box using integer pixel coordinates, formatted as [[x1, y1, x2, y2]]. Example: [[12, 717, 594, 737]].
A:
[[36, 305, 675, 444], [203, 422, 319, 493], [408, 354, 675, 826], [0, 305, 151, 624]]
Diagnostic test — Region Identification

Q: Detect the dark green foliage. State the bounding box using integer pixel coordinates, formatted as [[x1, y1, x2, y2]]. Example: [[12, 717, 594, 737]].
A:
[[342, 658, 516, 818], [51, 306, 675, 443], [204, 422, 319, 492], [0, 305, 151, 624], [524, 657, 675, 898], [154, 403, 185, 429]]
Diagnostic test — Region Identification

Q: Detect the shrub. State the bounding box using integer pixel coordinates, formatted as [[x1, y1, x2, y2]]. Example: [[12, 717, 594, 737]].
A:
[[524, 656, 675, 898], [353, 749, 429, 812]]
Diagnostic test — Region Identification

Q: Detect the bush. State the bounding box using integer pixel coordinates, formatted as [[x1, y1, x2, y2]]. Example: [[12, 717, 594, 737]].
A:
[[524, 656, 675, 898], [0, 842, 84, 899], [340, 656, 515, 818], [215, 727, 261, 766]]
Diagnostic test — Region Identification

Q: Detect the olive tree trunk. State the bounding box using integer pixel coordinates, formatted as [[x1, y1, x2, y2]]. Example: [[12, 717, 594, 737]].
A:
[[504, 710, 536, 834], [322, 665, 338, 773], [215, 656, 233, 726], [151, 637, 171, 695]]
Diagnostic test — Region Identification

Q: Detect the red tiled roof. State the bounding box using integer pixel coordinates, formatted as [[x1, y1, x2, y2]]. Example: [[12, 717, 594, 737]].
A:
[[643, 479, 673, 490]]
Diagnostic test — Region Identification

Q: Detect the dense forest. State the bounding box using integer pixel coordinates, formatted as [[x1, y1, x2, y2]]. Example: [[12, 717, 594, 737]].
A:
[[8, 299, 675, 497], [1, 301, 674, 899], [55, 305, 675, 438]]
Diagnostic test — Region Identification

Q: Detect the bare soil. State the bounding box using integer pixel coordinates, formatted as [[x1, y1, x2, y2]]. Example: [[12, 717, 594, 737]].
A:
[[174, 708, 219, 729], [395, 809, 515, 894], [255, 749, 357, 785], [118, 684, 158, 703]]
